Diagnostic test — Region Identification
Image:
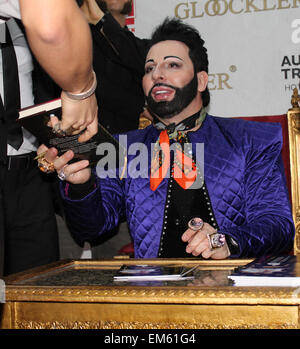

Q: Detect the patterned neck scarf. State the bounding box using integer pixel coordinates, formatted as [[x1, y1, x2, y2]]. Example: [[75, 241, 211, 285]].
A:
[[150, 109, 206, 191]]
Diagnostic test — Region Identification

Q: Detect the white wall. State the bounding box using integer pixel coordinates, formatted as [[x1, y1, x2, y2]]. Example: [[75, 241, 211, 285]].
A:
[[129, 0, 300, 117]]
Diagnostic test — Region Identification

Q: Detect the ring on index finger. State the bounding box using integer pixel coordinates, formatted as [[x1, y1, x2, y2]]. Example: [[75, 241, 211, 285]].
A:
[[188, 217, 204, 231], [52, 121, 76, 136]]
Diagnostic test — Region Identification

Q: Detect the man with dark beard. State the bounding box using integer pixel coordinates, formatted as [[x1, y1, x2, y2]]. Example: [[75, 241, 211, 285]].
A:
[[38, 18, 294, 259], [78, 0, 148, 133]]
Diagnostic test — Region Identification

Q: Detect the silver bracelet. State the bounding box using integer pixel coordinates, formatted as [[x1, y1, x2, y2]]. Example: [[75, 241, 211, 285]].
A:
[[63, 71, 97, 101]]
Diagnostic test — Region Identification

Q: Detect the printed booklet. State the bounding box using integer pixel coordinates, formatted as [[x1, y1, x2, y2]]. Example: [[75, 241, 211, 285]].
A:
[[17, 98, 127, 169], [114, 264, 197, 282], [228, 255, 300, 286]]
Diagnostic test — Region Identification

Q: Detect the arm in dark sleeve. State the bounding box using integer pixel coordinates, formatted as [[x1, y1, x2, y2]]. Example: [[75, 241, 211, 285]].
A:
[[31, 58, 61, 104], [61, 173, 126, 245], [92, 13, 148, 77]]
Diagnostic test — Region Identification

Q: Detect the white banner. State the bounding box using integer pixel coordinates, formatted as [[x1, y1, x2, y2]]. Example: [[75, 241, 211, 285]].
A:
[[129, 0, 300, 117]]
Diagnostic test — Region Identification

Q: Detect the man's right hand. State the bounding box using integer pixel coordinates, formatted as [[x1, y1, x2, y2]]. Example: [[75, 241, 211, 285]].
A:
[[37, 145, 92, 184], [60, 91, 98, 143]]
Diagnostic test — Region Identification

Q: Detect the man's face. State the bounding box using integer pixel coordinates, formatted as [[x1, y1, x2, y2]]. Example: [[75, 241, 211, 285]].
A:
[[143, 40, 199, 119], [96, 0, 132, 15]]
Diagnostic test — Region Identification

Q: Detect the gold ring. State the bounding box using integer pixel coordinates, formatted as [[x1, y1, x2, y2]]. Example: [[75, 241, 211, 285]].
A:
[[37, 155, 55, 174]]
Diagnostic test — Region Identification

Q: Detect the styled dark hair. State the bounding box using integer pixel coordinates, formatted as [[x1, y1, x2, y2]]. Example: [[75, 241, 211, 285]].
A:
[[147, 17, 210, 107], [75, 0, 84, 7], [96, 0, 132, 15]]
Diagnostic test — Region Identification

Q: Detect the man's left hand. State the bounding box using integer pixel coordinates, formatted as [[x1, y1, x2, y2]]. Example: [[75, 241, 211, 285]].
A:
[[181, 222, 230, 259]]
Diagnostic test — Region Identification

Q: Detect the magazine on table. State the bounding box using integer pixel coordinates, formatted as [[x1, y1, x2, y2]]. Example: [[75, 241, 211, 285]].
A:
[[228, 255, 300, 287], [113, 264, 197, 282]]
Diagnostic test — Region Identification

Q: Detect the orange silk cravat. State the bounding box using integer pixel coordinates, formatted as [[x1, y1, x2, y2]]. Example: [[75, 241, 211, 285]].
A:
[[150, 130, 197, 191], [150, 130, 170, 191]]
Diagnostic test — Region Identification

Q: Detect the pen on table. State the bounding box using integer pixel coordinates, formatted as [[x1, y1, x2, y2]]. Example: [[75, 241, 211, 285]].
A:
[[181, 265, 198, 277]]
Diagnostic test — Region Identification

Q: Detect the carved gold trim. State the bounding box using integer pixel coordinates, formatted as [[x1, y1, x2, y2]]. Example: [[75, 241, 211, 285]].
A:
[[14, 319, 297, 330], [138, 115, 152, 129], [288, 88, 300, 254], [5, 285, 300, 305]]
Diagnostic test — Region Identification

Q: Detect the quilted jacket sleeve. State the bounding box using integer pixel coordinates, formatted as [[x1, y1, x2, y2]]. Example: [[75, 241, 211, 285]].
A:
[[220, 126, 295, 258], [61, 175, 125, 246]]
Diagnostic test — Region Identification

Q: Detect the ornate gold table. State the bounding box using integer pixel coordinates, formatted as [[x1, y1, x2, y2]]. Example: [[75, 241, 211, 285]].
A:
[[1, 258, 300, 329]]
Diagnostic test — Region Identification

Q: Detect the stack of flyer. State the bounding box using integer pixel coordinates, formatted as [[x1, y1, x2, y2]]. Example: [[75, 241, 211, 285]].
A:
[[228, 255, 300, 287], [114, 264, 197, 282]]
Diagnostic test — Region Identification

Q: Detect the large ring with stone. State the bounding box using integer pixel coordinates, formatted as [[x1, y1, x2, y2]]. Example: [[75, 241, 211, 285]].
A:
[[207, 232, 226, 250], [53, 122, 77, 136], [57, 167, 67, 181], [37, 155, 55, 174], [188, 217, 204, 231], [52, 122, 67, 136]]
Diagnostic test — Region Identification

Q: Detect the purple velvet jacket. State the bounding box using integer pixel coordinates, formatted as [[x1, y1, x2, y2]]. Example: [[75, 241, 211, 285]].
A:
[[61, 115, 295, 258]]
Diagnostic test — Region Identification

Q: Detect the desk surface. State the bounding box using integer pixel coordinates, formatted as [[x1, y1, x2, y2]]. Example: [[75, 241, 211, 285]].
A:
[[2, 258, 300, 329]]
